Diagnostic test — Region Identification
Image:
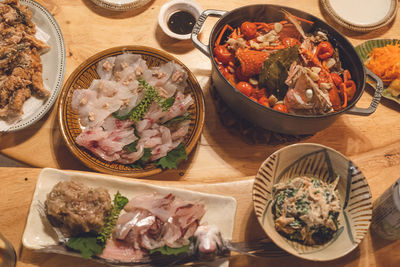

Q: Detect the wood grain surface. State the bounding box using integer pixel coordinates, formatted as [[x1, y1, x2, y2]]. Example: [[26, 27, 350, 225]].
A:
[[0, 0, 399, 182], [0, 167, 399, 266]]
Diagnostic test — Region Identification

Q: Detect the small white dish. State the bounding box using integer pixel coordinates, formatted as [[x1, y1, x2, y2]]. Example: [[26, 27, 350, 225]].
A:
[[90, 0, 152, 11], [158, 0, 203, 40], [320, 0, 398, 32]]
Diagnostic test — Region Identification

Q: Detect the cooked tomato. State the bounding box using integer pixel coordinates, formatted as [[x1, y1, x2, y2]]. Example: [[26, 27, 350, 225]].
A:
[[273, 103, 288, 113], [316, 41, 334, 60], [258, 96, 270, 107], [240, 21, 257, 39], [236, 81, 253, 97], [330, 73, 343, 87], [213, 45, 233, 65], [282, 37, 301, 47]]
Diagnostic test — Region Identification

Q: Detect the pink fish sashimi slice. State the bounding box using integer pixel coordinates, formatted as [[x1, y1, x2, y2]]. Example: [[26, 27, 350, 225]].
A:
[[76, 118, 137, 162], [160, 92, 193, 123], [124, 193, 175, 222], [100, 239, 145, 262]]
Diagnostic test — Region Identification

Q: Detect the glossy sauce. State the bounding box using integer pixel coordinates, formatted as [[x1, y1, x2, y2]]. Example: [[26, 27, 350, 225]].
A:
[[167, 11, 196, 35]]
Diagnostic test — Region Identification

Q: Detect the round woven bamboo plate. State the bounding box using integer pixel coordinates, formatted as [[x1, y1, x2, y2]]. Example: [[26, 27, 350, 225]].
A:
[[320, 0, 397, 32], [58, 46, 205, 177]]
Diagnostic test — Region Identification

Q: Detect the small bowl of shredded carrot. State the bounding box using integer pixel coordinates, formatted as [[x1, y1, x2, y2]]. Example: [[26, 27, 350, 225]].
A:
[[356, 39, 400, 103]]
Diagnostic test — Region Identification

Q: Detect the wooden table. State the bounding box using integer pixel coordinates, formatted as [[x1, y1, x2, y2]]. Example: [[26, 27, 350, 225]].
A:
[[0, 167, 399, 267], [0, 0, 399, 266]]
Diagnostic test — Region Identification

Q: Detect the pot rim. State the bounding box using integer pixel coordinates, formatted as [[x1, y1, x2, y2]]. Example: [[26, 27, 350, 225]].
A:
[[208, 4, 366, 119]]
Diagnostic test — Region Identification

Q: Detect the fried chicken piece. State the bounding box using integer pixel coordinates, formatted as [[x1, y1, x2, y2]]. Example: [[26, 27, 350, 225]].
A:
[[0, 0, 50, 118], [23, 34, 50, 54], [29, 49, 49, 97], [9, 87, 30, 114]]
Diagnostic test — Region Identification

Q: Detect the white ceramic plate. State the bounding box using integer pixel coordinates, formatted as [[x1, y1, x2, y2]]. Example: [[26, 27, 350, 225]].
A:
[[0, 0, 65, 132], [90, 0, 152, 11], [22, 168, 236, 259], [320, 0, 398, 32]]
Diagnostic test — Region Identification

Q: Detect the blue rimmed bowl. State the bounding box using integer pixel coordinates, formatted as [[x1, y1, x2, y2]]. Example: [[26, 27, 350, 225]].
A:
[[252, 143, 372, 261]]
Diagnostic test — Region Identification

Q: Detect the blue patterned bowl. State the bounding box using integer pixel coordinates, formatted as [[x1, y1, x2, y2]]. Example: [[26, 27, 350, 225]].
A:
[[253, 143, 372, 261]]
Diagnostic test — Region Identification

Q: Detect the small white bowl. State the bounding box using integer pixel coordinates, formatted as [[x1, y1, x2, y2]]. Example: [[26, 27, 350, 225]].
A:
[[158, 0, 203, 40]]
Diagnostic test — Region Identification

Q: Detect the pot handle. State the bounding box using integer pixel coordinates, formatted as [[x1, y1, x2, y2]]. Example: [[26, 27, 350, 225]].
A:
[[191, 9, 228, 57], [346, 67, 383, 116]]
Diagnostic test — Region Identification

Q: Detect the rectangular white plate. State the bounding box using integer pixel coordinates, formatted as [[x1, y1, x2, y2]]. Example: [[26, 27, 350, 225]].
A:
[[22, 168, 237, 258]]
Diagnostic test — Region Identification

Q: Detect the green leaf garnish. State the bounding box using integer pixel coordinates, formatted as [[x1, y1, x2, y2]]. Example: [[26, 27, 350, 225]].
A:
[[97, 192, 129, 245], [259, 45, 299, 99], [67, 236, 103, 259], [129, 148, 152, 169], [163, 112, 191, 127], [124, 140, 138, 153], [149, 244, 190, 256], [155, 143, 187, 169]]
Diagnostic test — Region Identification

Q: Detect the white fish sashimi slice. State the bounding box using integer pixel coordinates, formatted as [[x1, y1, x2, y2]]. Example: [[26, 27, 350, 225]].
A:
[[84, 96, 123, 128], [124, 193, 175, 222], [119, 144, 144, 164], [115, 91, 144, 118], [97, 56, 116, 80], [113, 54, 143, 72], [114, 211, 155, 240], [135, 119, 152, 133], [149, 61, 175, 86], [160, 92, 193, 123], [171, 120, 190, 141], [71, 88, 97, 116], [143, 103, 167, 123], [89, 80, 119, 98], [150, 139, 181, 161], [113, 54, 149, 82]]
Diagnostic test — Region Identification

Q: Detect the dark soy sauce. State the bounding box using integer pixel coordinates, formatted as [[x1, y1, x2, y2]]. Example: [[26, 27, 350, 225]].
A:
[[167, 11, 196, 35]]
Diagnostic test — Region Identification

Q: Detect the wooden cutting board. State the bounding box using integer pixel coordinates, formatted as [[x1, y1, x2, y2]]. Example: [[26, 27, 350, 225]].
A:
[[0, 167, 399, 267]]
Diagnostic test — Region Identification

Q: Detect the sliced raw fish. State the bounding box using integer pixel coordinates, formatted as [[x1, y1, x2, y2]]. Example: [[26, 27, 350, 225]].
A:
[[97, 56, 116, 80], [99, 239, 145, 262]]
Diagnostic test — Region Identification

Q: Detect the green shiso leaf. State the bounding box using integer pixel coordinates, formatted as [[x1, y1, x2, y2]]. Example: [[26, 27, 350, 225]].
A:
[[123, 140, 138, 153], [155, 143, 187, 170], [67, 236, 103, 259], [149, 244, 190, 256], [258, 45, 299, 100], [129, 148, 152, 169], [163, 112, 191, 127]]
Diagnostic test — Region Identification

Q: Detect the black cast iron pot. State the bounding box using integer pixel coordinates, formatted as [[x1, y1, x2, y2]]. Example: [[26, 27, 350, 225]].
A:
[[191, 5, 383, 135]]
